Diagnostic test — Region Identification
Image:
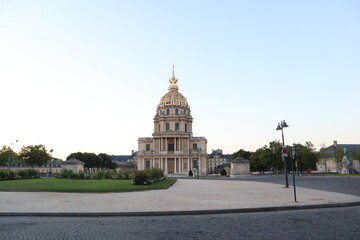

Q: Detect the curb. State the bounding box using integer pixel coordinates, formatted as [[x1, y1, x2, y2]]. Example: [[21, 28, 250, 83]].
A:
[[1, 201, 359, 217]]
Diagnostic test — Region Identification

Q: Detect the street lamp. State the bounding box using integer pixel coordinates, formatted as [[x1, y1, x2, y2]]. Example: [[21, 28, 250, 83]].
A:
[[49, 149, 54, 177], [7, 140, 18, 170], [276, 120, 289, 188], [195, 147, 202, 179]]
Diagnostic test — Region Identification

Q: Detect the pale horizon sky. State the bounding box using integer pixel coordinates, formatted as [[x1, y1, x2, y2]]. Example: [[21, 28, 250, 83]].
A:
[[1, 1, 359, 160]]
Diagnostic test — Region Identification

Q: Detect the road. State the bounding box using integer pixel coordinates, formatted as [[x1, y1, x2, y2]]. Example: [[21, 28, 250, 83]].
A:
[[206, 175, 360, 196], [0, 206, 359, 239]]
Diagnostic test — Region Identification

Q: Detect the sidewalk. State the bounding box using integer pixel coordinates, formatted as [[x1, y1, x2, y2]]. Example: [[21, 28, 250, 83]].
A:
[[0, 179, 359, 216]]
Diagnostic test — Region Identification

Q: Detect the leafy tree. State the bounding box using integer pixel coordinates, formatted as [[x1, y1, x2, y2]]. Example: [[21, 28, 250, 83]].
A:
[[334, 146, 345, 163], [268, 140, 283, 171], [98, 153, 116, 169], [0, 145, 19, 167], [19, 145, 50, 167], [250, 149, 267, 172], [66, 152, 102, 171], [232, 149, 251, 160], [292, 142, 319, 170], [355, 147, 360, 161]]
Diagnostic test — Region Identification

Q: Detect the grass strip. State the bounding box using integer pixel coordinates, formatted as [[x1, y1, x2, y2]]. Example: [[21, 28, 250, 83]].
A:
[[0, 178, 176, 192]]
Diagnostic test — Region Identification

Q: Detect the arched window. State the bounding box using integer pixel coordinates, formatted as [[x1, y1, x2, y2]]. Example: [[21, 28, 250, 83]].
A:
[[175, 109, 178, 115], [166, 109, 170, 115]]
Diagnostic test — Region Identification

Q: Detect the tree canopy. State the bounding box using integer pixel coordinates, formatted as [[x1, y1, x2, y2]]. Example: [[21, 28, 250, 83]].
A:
[[66, 152, 116, 170], [19, 145, 51, 167], [0, 145, 19, 167]]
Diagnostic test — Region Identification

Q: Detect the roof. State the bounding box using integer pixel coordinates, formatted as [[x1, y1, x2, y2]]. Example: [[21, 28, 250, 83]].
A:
[[110, 155, 132, 162], [324, 144, 360, 153], [115, 162, 137, 169], [208, 149, 232, 159], [62, 158, 85, 165], [232, 157, 250, 163]]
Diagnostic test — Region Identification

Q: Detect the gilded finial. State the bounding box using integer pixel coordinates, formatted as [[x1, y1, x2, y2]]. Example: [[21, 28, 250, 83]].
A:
[[168, 65, 178, 91]]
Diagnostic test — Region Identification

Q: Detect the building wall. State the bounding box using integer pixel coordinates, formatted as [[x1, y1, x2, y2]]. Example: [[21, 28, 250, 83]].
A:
[[62, 164, 84, 173], [0, 166, 62, 174]]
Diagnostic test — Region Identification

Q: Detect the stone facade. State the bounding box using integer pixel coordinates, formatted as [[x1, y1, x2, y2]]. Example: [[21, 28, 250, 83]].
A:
[[135, 68, 208, 175], [317, 141, 360, 173], [61, 158, 85, 173], [230, 157, 250, 177], [208, 149, 231, 174]]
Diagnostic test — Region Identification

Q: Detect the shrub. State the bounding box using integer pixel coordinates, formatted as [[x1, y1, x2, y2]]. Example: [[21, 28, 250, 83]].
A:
[[8, 171, 16, 180], [188, 169, 193, 177], [75, 172, 85, 179], [17, 170, 29, 179], [133, 171, 151, 185], [145, 168, 164, 182], [91, 171, 105, 180], [220, 169, 227, 176], [0, 170, 9, 180], [61, 169, 74, 179], [27, 169, 40, 179]]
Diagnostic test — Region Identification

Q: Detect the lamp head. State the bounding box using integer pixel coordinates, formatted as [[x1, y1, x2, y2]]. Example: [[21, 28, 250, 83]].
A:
[[281, 120, 289, 128], [276, 123, 282, 131]]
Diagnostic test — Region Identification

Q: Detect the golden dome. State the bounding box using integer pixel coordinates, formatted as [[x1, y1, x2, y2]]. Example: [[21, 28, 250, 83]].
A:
[[158, 66, 189, 108]]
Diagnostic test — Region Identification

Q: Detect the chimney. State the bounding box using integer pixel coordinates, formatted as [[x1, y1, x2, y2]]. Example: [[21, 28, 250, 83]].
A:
[[333, 141, 338, 147]]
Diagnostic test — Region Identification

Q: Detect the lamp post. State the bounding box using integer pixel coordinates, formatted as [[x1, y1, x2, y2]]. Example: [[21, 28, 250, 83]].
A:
[[196, 147, 202, 179], [291, 146, 297, 202], [7, 140, 18, 170], [276, 120, 289, 188], [49, 149, 54, 177]]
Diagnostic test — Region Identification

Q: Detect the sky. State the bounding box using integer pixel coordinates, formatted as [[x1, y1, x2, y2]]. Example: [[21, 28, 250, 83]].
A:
[[0, 0, 359, 160]]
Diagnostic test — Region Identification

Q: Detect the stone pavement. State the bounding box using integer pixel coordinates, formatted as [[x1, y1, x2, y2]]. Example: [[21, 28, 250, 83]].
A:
[[0, 179, 359, 215]]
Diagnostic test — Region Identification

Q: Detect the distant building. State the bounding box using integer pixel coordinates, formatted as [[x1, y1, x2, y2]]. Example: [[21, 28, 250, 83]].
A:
[[317, 141, 360, 172], [61, 158, 85, 173], [208, 149, 231, 174]]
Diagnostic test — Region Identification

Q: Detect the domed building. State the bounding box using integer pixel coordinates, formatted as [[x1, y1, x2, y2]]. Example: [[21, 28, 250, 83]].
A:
[[136, 67, 208, 175]]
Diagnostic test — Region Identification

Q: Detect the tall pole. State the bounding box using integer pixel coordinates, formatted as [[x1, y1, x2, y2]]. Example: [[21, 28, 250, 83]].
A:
[[7, 140, 18, 170], [291, 147, 297, 202], [197, 149, 199, 179], [49, 149, 53, 177], [282, 128, 289, 188]]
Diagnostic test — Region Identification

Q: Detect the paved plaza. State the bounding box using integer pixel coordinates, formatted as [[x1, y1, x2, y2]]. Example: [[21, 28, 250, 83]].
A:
[[0, 178, 359, 214]]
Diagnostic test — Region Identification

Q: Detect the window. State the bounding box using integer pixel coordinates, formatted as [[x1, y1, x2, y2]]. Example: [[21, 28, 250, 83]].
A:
[[185, 124, 187, 132], [158, 124, 160, 131], [146, 144, 150, 151], [193, 143, 198, 151], [166, 123, 170, 131], [175, 109, 178, 115], [175, 123, 179, 131], [166, 109, 170, 115], [145, 160, 150, 169]]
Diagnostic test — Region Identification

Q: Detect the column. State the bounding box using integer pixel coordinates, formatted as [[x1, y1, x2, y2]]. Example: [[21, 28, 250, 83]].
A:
[[188, 158, 190, 172], [174, 138, 177, 151], [199, 155, 201, 175], [175, 158, 177, 173], [165, 158, 168, 173]]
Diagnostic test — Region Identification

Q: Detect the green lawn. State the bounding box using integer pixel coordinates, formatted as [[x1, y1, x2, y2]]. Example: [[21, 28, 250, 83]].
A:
[[0, 178, 176, 192]]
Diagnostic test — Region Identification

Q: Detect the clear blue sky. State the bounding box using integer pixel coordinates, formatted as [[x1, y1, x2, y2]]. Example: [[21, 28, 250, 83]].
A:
[[1, 0, 359, 159]]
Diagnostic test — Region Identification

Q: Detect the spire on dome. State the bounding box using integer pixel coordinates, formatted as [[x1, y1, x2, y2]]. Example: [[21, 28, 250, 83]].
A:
[[168, 65, 179, 91]]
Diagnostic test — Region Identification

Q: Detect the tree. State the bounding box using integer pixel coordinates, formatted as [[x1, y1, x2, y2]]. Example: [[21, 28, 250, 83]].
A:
[[293, 142, 319, 170], [355, 147, 360, 161], [232, 149, 251, 160], [0, 145, 19, 167], [98, 153, 116, 169], [19, 145, 50, 167], [66, 152, 102, 171]]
